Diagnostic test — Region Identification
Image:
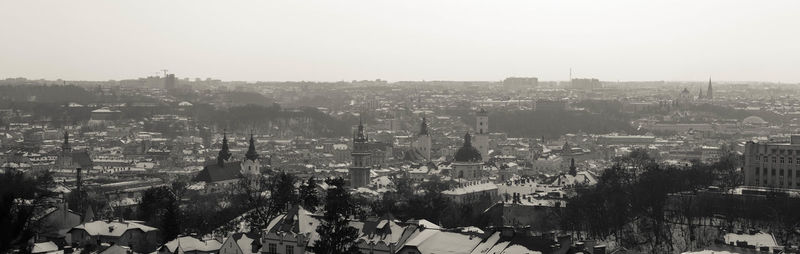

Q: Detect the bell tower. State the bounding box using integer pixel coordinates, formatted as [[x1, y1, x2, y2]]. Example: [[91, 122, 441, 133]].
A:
[[474, 108, 490, 162], [413, 116, 432, 161], [241, 133, 260, 175], [349, 120, 371, 188]]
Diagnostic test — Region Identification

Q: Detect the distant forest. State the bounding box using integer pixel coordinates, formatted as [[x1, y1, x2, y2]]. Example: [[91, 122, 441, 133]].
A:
[[451, 108, 636, 138], [0, 84, 352, 137]]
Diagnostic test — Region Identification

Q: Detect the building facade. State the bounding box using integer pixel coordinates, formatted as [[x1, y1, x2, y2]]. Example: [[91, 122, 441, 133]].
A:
[[744, 136, 800, 189]]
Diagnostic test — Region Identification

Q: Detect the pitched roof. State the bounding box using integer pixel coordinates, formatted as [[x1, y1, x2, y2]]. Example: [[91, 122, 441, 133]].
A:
[[69, 220, 157, 237], [403, 229, 484, 254], [193, 162, 242, 183], [161, 236, 222, 253]]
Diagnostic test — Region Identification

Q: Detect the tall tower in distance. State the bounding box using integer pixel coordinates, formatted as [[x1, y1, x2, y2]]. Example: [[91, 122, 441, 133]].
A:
[[414, 116, 432, 161], [349, 120, 371, 188], [707, 77, 713, 100], [165, 73, 176, 90], [474, 108, 490, 162]]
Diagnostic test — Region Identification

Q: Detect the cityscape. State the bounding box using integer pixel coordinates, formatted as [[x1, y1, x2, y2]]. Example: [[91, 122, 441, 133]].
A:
[[3, 1, 800, 254]]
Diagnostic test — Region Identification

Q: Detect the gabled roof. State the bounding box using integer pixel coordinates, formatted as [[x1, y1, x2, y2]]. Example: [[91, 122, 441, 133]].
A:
[[402, 229, 484, 254], [69, 220, 157, 237], [193, 162, 242, 183], [161, 236, 222, 253]]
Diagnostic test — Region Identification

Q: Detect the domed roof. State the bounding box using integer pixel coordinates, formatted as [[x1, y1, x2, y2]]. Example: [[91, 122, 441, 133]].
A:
[[742, 116, 768, 125], [454, 133, 482, 163]]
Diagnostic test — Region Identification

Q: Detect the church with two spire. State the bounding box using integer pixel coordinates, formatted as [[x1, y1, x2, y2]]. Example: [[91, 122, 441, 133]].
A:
[[193, 132, 263, 193]]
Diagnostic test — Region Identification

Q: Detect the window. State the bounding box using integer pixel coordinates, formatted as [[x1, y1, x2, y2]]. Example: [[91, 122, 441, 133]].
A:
[[781, 157, 785, 164], [773, 157, 777, 163], [791, 158, 794, 164], [772, 169, 776, 176], [756, 167, 760, 174], [780, 169, 784, 176], [286, 245, 294, 254], [269, 244, 277, 254]]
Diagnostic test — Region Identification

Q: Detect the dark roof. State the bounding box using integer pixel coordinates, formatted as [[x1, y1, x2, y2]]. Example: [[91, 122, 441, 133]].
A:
[[403, 148, 425, 162], [71, 151, 93, 169], [193, 162, 242, 183], [454, 133, 482, 162]]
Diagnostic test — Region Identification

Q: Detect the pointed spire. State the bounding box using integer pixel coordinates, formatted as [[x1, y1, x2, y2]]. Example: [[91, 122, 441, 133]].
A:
[[355, 119, 367, 142], [463, 132, 472, 147], [707, 76, 713, 99], [217, 131, 231, 167], [245, 133, 259, 161]]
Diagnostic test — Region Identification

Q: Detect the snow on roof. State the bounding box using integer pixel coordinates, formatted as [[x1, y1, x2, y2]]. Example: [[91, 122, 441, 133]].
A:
[[32, 241, 59, 254], [443, 182, 498, 196], [162, 236, 222, 253], [723, 232, 777, 248], [71, 220, 157, 237], [405, 229, 484, 254]]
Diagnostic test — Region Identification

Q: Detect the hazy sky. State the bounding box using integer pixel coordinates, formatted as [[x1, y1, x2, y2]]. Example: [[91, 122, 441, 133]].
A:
[[1, 0, 799, 82]]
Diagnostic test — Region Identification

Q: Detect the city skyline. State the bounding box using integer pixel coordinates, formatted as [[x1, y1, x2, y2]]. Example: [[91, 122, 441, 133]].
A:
[[2, 0, 800, 83]]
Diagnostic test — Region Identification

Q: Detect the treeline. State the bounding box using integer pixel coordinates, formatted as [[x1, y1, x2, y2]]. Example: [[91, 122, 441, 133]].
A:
[[451, 109, 636, 138], [0, 84, 96, 104], [193, 104, 352, 137], [368, 178, 494, 228], [560, 150, 788, 252]]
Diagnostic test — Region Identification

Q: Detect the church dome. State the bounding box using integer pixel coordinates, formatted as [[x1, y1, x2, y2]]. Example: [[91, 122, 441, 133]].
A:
[[742, 116, 767, 125], [454, 133, 482, 163]]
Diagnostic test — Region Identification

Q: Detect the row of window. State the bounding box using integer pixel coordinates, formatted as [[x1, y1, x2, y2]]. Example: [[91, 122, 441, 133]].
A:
[[754, 167, 798, 177], [759, 156, 800, 164], [753, 177, 798, 188], [266, 243, 293, 254]]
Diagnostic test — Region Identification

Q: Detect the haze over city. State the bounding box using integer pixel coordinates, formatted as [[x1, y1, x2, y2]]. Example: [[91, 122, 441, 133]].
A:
[[7, 1, 800, 254], [2, 0, 800, 82]]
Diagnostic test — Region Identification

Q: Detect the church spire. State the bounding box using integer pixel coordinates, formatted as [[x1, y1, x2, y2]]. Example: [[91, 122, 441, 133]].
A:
[[245, 133, 259, 161], [355, 118, 367, 142], [707, 77, 713, 100], [463, 132, 472, 147], [217, 131, 232, 167], [62, 130, 72, 152]]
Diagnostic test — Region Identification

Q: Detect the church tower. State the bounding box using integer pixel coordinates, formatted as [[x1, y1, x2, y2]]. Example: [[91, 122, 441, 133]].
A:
[[57, 130, 74, 169], [349, 120, 371, 188], [413, 116, 432, 161], [568, 158, 577, 176], [474, 108, 490, 162], [62, 131, 72, 152], [217, 132, 232, 167], [241, 133, 260, 175], [453, 132, 483, 181], [707, 77, 713, 100]]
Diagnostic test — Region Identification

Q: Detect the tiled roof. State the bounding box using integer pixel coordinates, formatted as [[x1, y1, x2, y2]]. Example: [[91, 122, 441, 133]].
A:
[[193, 162, 242, 183]]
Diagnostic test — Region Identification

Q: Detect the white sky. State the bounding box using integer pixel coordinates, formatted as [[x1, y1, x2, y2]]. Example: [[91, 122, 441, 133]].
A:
[[1, 0, 799, 82]]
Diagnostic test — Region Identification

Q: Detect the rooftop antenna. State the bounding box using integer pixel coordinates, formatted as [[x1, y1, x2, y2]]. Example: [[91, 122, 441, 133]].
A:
[[161, 69, 169, 77]]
